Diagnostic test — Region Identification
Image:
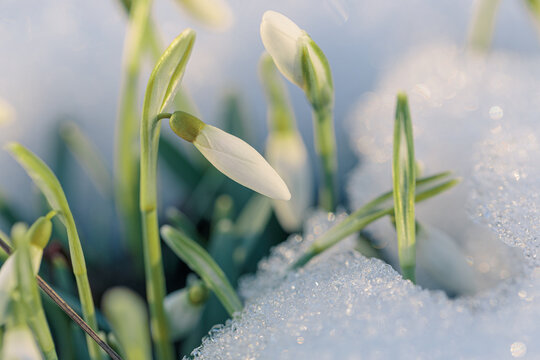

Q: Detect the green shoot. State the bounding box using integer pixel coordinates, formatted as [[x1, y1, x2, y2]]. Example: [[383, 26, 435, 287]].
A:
[[139, 29, 195, 360], [292, 173, 460, 269], [392, 92, 416, 282], [161, 225, 243, 316], [6, 142, 104, 360]]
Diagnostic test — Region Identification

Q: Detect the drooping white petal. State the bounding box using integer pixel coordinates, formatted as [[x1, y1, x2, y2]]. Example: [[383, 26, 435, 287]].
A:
[[260, 10, 306, 89], [176, 0, 234, 30], [0, 247, 43, 325], [266, 132, 312, 231], [2, 325, 43, 360], [164, 287, 204, 340], [194, 125, 291, 200], [416, 225, 479, 296]]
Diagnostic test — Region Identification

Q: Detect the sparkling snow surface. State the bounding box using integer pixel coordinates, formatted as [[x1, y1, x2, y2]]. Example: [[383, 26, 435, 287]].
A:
[[187, 46, 540, 359]]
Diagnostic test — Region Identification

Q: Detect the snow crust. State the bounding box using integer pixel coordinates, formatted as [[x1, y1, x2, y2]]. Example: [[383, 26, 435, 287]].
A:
[[187, 45, 540, 359]]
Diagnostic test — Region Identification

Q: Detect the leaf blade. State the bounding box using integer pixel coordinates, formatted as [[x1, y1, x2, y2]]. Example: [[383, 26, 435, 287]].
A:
[[161, 225, 242, 316]]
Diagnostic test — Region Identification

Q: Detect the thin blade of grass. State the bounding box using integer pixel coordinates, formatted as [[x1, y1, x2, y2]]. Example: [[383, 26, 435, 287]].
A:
[[392, 92, 416, 281], [161, 225, 242, 316]]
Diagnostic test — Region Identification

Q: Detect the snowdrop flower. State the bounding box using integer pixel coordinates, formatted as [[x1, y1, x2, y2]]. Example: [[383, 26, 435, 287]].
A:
[[169, 111, 291, 200], [260, 10, 334, 110], [164, 280, 208, 340], [2, 325, 42, 360], [175, 0, 233, 30], [416, 224, 480, 296], [266, 132, 311, 231]]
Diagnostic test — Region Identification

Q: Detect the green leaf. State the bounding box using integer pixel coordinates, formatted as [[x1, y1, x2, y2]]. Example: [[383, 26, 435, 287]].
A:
[[292, 175, 460, 269], [60, 122, 113, 198], [143, 28, 196, 122], [140, 28, 196, 210], [102, 287, 152, 360], [392, 92, 416, 281], [5, 142, 103, 360], [161, 225, 242, 316]]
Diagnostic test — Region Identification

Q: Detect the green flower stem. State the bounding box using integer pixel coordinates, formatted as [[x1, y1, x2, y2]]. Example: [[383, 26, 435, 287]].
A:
[[140, 114, 174, 360], [291, 176, 460, 269], [114, 0, 153, 265], [67, 226, 104, 360], [468, 0, 501, 52], [313, 107, 337, 212]]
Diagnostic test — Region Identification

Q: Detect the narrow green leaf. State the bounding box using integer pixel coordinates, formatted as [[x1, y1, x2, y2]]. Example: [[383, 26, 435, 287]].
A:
[[292, 176, 460, 269], [5, 142, 103, 360], [60, 122, 113, 198], [143, 29, 196, 122], [102, 287, 152, 360], [140, 28, 196, 209], [161, 225, 242, 316], [392, 92, 416, 281]]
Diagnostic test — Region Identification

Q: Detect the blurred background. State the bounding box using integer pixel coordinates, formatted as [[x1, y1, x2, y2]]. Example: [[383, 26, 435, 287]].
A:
[[1, 0, 540, 356], [1, 0, 539, 218]]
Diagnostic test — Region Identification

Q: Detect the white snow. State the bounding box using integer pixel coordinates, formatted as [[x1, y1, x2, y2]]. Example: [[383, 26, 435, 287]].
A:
[[187, 45, 540, 359]]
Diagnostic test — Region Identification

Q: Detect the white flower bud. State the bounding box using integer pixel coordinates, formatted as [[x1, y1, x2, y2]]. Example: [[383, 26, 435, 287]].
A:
[[260, 11, 333, 110], [416, 225, 480, 296], [266, 132, 312, 231], [170, 111, 291, 200], [260, 11, 306, 89], [2, 325, 42, 360]]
